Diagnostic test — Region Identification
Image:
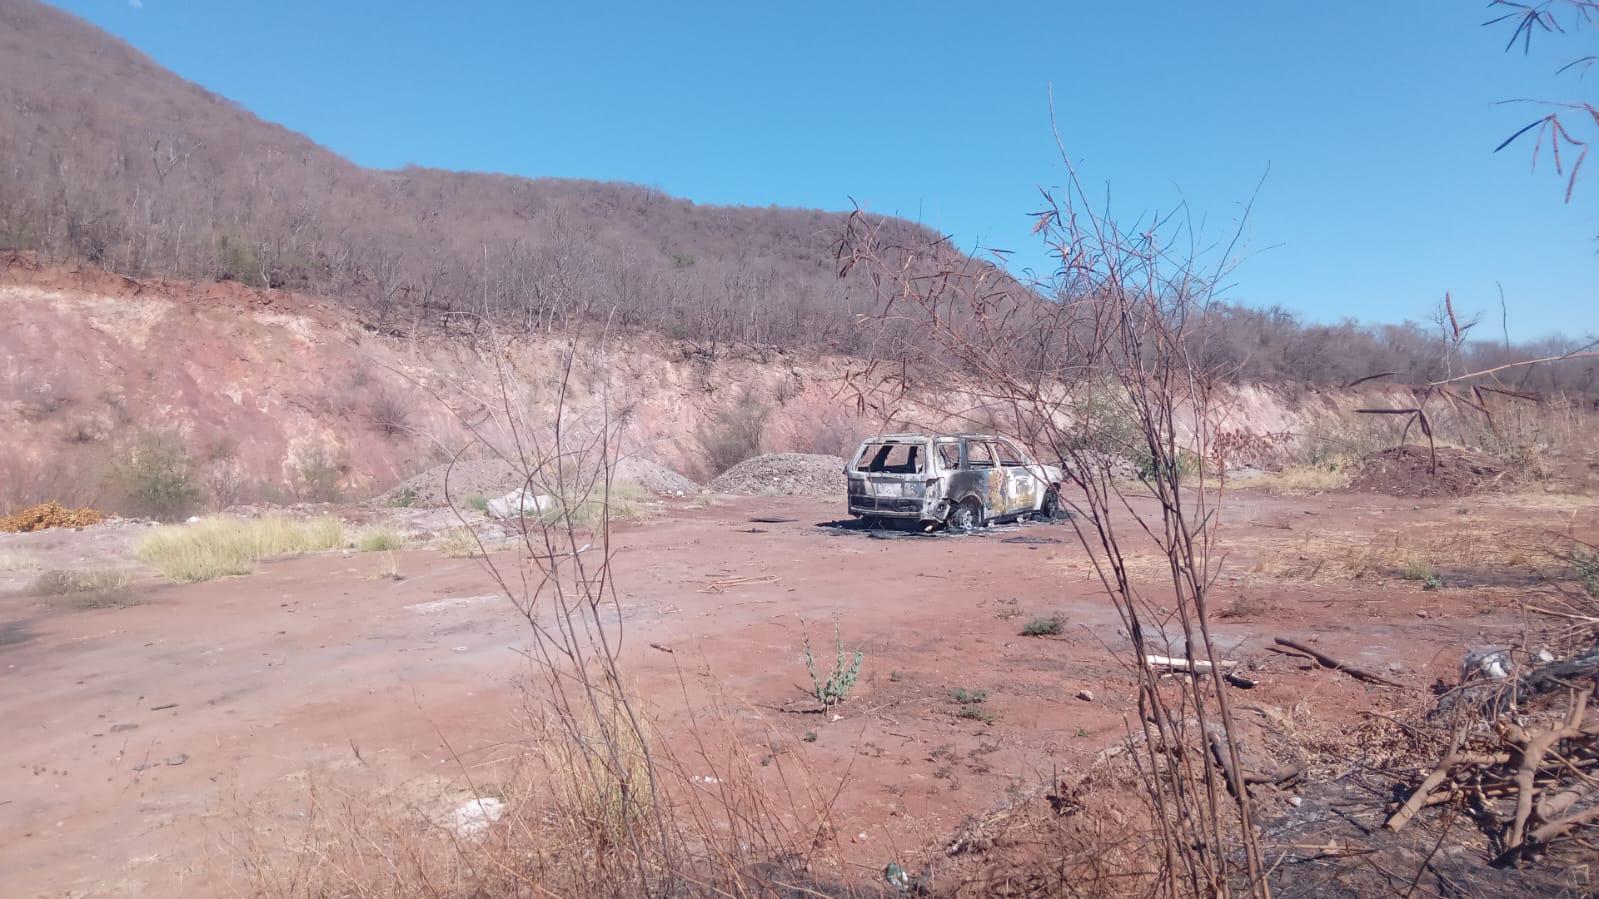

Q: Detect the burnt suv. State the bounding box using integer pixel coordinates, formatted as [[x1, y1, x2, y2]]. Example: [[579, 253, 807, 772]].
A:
[[845, 433, 1064, 530]]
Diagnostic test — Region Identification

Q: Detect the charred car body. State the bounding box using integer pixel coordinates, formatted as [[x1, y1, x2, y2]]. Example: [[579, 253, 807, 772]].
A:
[[845, 434, 1064, 530]]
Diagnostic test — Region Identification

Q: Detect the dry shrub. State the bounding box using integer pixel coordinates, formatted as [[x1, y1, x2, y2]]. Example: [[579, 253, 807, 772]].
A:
[[437, 525, 490, 558], [365, 383, 417, 439], [27, 567, 134, 608], [697, 389, 771, 477]]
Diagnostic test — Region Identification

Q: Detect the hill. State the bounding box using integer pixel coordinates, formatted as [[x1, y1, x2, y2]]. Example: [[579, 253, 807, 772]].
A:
[[0, 0, 946, 350], [1, 0, 1592, 393]]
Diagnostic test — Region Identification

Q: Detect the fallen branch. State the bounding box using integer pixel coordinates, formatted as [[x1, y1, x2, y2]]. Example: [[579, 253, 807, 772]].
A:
[[1208, 732, 1248, 800], [698, 574, 780, 594], [1243, 760, 1308, 786], [1273, 637, 1407, 688]]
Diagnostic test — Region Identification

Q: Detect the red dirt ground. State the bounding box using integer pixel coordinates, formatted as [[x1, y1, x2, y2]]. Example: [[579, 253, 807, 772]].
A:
[[1, 489, 1593, 896]]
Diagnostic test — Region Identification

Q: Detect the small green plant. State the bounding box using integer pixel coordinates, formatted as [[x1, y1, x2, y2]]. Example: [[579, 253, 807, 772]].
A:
[[949, 687, 997, 724], [1573, 548, 1599, 598], [802, 731, 818, 743], [1422, 574, 1444, 591], [389, 486, 419, 508], [293, 446, 347, 503], [1020, 614, 1066, 637], [355, 526, 405, 552], [464, 493, 489, 513], [955, 706, 997, 725], [803, 621, 864, 710], [950, 687, 989, 705], [116, 431, 201, 520]]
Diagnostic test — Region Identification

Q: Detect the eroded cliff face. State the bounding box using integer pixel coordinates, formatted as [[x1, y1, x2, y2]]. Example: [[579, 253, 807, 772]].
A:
[[2, 264, 1396, 514]]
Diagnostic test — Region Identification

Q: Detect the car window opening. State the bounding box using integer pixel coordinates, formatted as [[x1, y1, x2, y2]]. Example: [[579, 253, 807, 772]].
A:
[[966, 441, 996, 469], [855, 442, 924, 474]]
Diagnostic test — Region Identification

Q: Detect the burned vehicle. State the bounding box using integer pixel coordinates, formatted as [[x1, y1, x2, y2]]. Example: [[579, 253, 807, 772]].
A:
[[845, 434, 1064, 530]]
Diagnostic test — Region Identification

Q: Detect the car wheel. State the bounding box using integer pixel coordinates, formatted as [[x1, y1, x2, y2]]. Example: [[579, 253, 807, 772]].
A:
[[1041, 486, 1062, 519], [948, 499, 983, 531]]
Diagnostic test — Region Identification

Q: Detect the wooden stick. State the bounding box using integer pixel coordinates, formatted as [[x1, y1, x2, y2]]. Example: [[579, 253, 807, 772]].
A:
[[1273, 637, 1407, 688], [1243, 760, 1307, 786], [1208, 732, 1248, 800]]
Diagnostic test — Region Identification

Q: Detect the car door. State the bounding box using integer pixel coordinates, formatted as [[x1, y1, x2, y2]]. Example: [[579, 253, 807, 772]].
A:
[[994, 438, 1040, 515], [961, 438, 1005, 519]]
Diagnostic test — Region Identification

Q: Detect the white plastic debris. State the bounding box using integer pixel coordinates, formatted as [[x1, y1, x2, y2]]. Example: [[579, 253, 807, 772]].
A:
[[1145, 654, 1237, 673], [445, 797, 505, 838], [486, 489, 555, 520], [1462, 648, 1512, 680]]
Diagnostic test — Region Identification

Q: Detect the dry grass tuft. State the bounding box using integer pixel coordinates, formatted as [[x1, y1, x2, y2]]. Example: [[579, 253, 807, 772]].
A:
[[437, 526, 488, 558], [1235, 457, 1354, 493], [540, 480, 651, 530], [28, 567, 135, 608], [353, 526, 405, 552], [135, 516, 344, 582]]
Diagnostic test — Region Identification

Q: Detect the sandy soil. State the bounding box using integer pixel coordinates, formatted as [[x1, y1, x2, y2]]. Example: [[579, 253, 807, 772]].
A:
[[2, 489, 1594, 896]]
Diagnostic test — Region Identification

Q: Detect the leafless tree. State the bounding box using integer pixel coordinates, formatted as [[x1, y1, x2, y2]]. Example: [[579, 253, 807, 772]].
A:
[[838, 123, 1270, 895]]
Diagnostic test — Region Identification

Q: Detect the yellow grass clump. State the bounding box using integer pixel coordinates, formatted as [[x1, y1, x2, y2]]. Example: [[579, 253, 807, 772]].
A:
[[135, 515, 344, 582], [355, 525, 406, 552]]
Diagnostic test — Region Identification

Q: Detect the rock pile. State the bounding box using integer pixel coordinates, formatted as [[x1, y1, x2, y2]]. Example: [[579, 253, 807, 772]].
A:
[[708, 453, 847, 497]]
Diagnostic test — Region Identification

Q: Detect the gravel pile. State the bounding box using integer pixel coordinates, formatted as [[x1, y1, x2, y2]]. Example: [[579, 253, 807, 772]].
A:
[[377, 456, 698, 508], [708, 453, 847, 497], [615, 456, 700, 495], [376, 459, 521, 508]]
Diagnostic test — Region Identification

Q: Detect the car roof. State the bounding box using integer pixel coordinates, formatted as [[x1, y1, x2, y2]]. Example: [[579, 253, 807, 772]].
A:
[[862, 433, 1011, 441]]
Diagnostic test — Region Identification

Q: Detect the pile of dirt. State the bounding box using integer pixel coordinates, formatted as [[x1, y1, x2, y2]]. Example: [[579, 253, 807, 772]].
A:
[[378, 456, 698, 508], [0, 501, 107, 532], [1349, 445, 1512, 498], [708, 453, 847, 496], [614, 456, 700, 495]]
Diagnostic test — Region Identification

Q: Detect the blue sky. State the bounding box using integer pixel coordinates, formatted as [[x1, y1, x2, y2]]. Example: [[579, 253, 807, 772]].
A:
[[50, 0, 1598, 340]]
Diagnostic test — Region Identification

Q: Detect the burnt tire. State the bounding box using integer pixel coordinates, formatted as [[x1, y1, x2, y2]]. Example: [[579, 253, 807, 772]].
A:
[[948, 499, 983, 531], [1041, 486, 1062, 520]]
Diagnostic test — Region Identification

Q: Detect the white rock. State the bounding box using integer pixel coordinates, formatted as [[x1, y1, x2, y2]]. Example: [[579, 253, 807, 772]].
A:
[[445, 797, 505, 838], [1076, 690, 1094, 702], [486, 489, 555, 520]]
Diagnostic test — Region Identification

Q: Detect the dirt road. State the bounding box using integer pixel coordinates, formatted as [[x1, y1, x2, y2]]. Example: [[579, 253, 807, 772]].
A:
[[2, 491, 1574, 896]]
